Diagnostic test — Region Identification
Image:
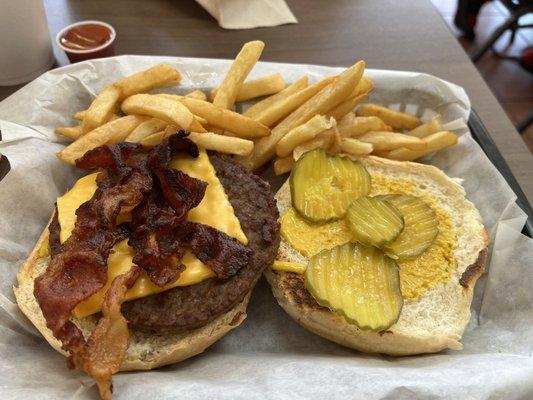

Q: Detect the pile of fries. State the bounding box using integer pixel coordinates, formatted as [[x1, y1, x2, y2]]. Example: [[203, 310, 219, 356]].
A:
[[56, 40, 459, 173]]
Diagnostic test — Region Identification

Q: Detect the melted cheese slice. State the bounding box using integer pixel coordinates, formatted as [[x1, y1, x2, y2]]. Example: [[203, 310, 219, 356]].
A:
[[56, 150, 247, 318]]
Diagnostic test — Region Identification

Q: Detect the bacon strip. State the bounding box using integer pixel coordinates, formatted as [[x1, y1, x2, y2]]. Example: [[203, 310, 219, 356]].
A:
[[73, 266, 141, 400], [34, 145, 151, 369], [184, 223, 250, 279]]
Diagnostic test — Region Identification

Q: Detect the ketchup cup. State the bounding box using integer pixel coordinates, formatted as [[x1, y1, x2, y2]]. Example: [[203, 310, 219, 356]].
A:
[[56, 20, 116, 63]]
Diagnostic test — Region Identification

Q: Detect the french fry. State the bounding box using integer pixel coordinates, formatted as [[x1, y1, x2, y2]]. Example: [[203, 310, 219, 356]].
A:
[[190, 117, 207, 133], [243, 76, 308, 118], [140, 130, 254, 156], [211, 73, 285, 103], [274, 156, 294, 175], [337, 114, 392, 137], [351, 76, 374, 97], [84, 85, 121, 128], [276, 115, 335, 157], [384, 131, 458, 161], [194, 115, 208, 125], [188, 132, 253, 156], [177, 97, 270, 139], [407, 115, 442, 138], [238, 61, 365, 170], [125, 118, 167, 142], [358, 131, 427, 151], [115, 64, 181, 100], [121, 94, 194, 129], [326, 93, 367, 121], [253, 76, 335, 127], [55, 125, 90, 141], [339, 137, 373, 155], [293, 130, 334, 161], [213, 40, 265, 109], [56, 114, 120, 141], [185, 90, 207, 101], [73, 110, 86, 121], [328, 126, 343, 155], [57, 115, 148, 164], [356, 104, 420, 130]]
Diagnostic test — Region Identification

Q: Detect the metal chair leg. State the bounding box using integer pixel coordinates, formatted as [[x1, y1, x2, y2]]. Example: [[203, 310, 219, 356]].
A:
[[470, 14, 519, 62]]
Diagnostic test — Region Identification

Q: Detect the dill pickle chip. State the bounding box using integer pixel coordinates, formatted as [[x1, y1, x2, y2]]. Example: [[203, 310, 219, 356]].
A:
[[290, 149, 371, 222], [379, 194, 439, 260], [346, 196, 404, 247], [305, 242, 403, 331]]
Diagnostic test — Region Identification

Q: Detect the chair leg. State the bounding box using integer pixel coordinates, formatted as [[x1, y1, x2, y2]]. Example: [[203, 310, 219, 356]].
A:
[[470, 15, 519, 62]]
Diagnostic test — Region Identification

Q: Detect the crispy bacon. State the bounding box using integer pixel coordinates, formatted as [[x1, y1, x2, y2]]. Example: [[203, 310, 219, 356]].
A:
[[73, 266, 141, 400], [128, 189, 187, 287], [76, 142, 143, 171], [34, 143, 151, 371], [185, 222, 250, 279]]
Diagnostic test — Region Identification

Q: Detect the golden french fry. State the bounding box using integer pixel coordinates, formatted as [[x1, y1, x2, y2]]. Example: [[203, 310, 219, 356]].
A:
[[194, 115, 208, 125], [337, 114, 392, 137], [276, 115, 335, 157], [243, 76, 308, 118], [138, 125, 178, 147], [188, 132, 253, 156], [55, 124, 90, 141], [57, 115, 148, 164], [125, 118, 167, 142], [213, 41, 265, 109], [185, 90, 207, 101], [274, 156, 294, 175], [358, 131, 427, 151], [293, 130, 334, 161], [407, 115, 443, 138], [356, 104, 420, 130], [211, 73, 285, 103], [190, 117, 207, 133], [385, 131, 458, 161], [56, 114, 120, 141], [73, 110, 86, 121], [238, 61, 365, 170], [115, 64, 181, 100], [122, 94, 194, 129], [350, 76, 374, 97], [339, 137, 373, 155], [84, 85, 121, 128], [326, 93, 367, 121], [177, 97, 270, 139], [253, 76, 336, 127]]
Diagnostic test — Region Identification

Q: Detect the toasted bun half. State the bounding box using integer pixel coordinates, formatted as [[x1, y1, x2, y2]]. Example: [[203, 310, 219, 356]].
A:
[[14, 221, 249, 371], [265, 156, 489, 356]]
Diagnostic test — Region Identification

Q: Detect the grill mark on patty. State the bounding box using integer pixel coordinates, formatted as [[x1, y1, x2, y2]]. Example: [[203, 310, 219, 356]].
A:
[[121, 153, 280, 333]]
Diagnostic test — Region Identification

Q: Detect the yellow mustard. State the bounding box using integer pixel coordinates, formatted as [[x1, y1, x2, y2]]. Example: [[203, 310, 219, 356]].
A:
[[279, 173, 457, 301]]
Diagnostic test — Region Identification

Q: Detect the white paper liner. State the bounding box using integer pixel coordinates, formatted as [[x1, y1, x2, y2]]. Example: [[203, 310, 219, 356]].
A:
[[0, 56, 531, 399]]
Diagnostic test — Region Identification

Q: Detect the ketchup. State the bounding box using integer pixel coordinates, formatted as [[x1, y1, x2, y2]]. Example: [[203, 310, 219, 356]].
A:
[[60, 23, 111, 50]]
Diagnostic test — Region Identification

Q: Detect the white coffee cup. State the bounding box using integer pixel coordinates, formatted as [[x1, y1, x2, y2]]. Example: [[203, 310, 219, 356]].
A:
[[0, 0, 55, 86]]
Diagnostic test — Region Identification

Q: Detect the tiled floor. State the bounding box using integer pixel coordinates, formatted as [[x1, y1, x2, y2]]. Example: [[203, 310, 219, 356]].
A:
[[431, 0, 533, 152]]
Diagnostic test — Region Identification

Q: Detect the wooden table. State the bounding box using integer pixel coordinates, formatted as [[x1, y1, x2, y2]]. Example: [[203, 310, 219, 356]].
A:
[[1, 0, 532, 201]]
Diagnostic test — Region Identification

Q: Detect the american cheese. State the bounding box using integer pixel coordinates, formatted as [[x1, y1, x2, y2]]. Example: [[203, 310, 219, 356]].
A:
[[56, 149, 247, 318]]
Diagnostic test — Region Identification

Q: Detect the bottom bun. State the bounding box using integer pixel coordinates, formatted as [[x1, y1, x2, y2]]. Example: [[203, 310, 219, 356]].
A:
[[266, 156, 488, 356], [14, 226, 249, 371]]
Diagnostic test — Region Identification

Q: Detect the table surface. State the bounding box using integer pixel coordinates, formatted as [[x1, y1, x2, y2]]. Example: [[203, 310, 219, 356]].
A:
[[1, 0, 531, 201]]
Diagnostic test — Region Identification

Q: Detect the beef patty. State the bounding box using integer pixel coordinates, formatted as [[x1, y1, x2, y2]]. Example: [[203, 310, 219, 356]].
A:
[[121, 153, 280, 333]]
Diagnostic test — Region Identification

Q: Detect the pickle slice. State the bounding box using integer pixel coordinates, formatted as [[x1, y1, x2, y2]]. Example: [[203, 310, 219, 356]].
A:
[[290, 149, 371, 222], [305, 243, 403, 331], [346, 196, 404, 247], [379, 194, 439, 260]]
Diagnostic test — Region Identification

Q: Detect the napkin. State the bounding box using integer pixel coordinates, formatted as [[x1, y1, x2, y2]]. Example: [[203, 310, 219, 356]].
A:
[[195, 0, 297, 29]]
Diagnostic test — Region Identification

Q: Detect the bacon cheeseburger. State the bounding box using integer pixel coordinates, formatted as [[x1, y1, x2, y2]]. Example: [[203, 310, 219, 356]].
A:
[[15, 132, 279, 399]]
